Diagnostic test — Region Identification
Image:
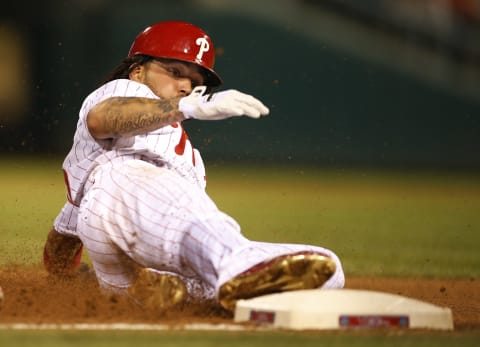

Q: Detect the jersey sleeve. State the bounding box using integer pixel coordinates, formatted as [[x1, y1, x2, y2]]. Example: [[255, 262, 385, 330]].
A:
[[79, 79, 158, 123], [53, 201, 79, 237]]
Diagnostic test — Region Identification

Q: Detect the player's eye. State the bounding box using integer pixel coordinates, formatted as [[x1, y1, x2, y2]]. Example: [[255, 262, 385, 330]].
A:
[[167, 67, 181, 77]]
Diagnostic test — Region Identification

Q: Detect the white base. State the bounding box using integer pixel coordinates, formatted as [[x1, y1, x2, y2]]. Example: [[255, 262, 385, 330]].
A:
[[234, 289, 453, 330]]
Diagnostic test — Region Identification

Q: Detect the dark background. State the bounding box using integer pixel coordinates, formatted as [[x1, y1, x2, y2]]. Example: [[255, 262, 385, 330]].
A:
[[1, 0, 479, 170]]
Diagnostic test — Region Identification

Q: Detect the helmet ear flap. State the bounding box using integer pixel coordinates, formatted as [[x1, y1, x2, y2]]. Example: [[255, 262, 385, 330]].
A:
[[128, 21, 223, 87]]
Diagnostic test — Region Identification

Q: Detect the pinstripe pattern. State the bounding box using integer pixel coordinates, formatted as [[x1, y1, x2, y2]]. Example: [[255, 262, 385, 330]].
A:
[[53, 202, 78, 236], [77, 159, 345, 294], [63, 79, 205, 208], [54, 78, 345, 299]]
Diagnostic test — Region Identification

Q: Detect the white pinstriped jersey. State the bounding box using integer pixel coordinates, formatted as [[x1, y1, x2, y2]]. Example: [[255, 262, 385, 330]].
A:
[[62, 79, 206, 207], [54, 78, 346, 296]]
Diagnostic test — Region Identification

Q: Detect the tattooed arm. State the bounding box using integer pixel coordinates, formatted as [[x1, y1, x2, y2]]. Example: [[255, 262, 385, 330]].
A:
[[87, 97, 186, 139]]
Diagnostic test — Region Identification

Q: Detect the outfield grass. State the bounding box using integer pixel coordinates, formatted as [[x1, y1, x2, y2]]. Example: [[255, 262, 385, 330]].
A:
[[207, 164, 480, 278], [1, 156, 479, 278]]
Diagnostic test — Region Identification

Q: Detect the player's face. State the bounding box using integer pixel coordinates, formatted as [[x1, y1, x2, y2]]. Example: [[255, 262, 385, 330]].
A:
[[130, 60, 205, 99]]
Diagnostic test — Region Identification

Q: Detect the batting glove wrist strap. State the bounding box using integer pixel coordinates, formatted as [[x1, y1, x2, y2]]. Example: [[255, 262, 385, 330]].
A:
[[179, 86, 270, 120]]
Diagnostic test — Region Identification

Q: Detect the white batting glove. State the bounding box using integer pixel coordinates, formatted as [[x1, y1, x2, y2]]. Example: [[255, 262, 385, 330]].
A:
[[179, 86, 270, 120]]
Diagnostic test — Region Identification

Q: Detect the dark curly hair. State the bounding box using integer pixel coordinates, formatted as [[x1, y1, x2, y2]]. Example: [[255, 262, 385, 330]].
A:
[[99, 55, 154, 86]]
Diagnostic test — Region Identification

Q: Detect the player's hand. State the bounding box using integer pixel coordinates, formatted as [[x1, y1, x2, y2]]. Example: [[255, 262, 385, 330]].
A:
[[179, 86, 270, 120], [43, 227, 84, 277]]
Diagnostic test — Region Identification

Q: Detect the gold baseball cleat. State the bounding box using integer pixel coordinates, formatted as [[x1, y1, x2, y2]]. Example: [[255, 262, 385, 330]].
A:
[[128, 268, 188, 311], [218, 252, 336, 312]]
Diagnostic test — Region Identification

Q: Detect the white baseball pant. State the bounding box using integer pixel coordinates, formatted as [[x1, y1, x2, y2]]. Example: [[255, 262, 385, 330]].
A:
[[77, 159, 345, 298]]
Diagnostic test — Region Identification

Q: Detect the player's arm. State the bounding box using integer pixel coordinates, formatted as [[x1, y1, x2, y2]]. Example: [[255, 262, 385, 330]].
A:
[[87, 87, 269, 140], [87, 96, 185, 139]]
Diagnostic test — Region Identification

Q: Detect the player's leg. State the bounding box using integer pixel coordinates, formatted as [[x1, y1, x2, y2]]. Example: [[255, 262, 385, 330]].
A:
[[76, 159, 230, 283], [219, 241, 345, 289], [76, 159, 252, 291], [129, 268, 215, 308], [216, 241, 344, 311], [164, 186, 345, 311], [76, 212, 193, 310], [78, 159, 344, 310], [77, 160, 216, 308]]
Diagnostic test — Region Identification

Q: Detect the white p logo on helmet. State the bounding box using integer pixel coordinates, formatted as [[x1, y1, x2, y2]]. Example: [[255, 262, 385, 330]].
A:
[[195, 37, 210, 62]]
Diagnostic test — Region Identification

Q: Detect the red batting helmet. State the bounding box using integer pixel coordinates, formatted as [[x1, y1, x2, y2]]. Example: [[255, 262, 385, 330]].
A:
[[128, 21, 222, 87]]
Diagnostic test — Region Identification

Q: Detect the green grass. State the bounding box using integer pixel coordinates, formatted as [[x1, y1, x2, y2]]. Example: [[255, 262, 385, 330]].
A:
[[1, 156, 479, 278], [0, 157, 67, 264], [0, 330, 479, 347], [206, 165, 480, 278]]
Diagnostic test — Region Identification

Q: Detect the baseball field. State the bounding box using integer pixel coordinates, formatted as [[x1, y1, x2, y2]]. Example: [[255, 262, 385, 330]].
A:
[[0, 156, 479, 346]]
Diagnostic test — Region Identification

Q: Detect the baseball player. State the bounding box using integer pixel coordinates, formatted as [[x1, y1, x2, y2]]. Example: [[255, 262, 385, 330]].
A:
[[43, 21, 345, 312]]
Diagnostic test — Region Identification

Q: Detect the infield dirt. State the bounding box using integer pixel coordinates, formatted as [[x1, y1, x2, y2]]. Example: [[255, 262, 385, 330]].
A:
[[0, 266, 478, 331]]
